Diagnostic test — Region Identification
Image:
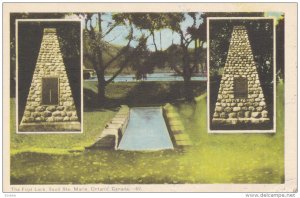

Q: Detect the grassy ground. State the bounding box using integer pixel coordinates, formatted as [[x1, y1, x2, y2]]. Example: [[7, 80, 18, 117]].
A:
[[10, 98, 118, 155], [10, 81, 283, 184]]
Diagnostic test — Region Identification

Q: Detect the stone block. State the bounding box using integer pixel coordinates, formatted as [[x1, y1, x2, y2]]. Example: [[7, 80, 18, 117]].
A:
[[70, 116, 78, 121], [215, 106, 223, 112], [245, 111, 251, 118], [54, 117, 63, 122], [32, 112, 41, 118], [46, 106, 56, 112], [255, 98, 261, 102], [251, 94, 258, 98], [262, 110, 268, 118], [237, 111, 244, 118], [63, 116, 70, 121], [52, 111, 61, 117], [251, 112, 261, 118], [249, 98, 254, 103], [43, 111, 52, 117], [66, 106, 76, 111], [66, 112, 72, 117], [24, 111, 31, 117], [220, 112, 227, 118], [36, 106, 46, 112], [241, 106, 248, 111], [57, 106, 65, 111], [46, 117, 54, 122], [256, 106, 263, 112], [35, 117, 42, 122], [233, 107, 241, 112], [61, 111, 67, 117], [213, 112, 219, 118], [259, 101, 266, 107], [224, 107, 232, 113], [228, 112, 237, 118], [248, 106, 255, 111]]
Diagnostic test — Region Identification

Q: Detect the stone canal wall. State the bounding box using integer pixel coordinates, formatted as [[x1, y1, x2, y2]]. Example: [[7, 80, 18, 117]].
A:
[[86, 105, 130, 150], [212, 26, 269, 125], [162, 103, 192, 148]]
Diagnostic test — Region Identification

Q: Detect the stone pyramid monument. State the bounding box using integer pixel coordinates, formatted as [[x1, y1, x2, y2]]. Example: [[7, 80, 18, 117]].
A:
[[19, 28, 81, 131], [212, 26, 270, 125]]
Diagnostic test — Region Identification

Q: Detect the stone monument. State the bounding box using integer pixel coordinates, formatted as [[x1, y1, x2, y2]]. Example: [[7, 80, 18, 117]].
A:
[[212, 26, 270, 125], [19, 28, 81, 131]]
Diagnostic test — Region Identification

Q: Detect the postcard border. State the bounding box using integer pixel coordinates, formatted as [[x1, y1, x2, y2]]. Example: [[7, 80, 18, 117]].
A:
[[2, 2, 297, 193]]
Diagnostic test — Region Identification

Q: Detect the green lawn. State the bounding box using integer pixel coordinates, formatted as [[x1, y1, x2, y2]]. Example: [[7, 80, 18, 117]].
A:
[[10, 81, 284, 184], [11, 98, 118, 155]]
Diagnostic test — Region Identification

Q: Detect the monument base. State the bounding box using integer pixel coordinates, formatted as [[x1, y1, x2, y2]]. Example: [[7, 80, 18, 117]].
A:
[[212, 118, 270, 125], [18, 121, 81, 132]]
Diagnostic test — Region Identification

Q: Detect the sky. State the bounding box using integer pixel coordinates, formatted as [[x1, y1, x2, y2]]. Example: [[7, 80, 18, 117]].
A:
[[67, 12, 283, 51], [68, 12, 202, 51]]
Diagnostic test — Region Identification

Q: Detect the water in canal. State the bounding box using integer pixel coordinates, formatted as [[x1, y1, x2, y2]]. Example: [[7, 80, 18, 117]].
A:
[[118, 107, 174, 151]]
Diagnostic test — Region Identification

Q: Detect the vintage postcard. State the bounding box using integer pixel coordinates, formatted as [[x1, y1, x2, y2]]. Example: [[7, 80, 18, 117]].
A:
[[2, 2, 297, 193]]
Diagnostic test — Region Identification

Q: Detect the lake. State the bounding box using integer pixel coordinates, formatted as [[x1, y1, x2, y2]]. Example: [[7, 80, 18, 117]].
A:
[[85, 72, 207, 82]]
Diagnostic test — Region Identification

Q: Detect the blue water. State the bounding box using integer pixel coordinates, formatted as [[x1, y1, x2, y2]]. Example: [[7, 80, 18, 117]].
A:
[[118, 107, 174, 151], [85, 72, 207, 82]]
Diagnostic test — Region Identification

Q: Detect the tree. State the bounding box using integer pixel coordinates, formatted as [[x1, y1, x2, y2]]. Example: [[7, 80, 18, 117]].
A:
[[165, 13, 206, 100], [81, 13, 149, 104]]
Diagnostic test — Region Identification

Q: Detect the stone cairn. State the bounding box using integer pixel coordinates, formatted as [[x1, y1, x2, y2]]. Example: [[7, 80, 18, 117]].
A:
[[212, 26, 270, 125], [19, 28, 81, 131]]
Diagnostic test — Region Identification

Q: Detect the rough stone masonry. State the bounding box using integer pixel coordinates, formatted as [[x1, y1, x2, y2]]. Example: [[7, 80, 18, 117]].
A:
[[19, 28, 81, 131], [212, 26, 270, 125]]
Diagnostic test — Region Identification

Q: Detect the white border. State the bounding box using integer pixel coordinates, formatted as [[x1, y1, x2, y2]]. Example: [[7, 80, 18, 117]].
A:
[[207, 17, 276, 133], [2, 3, 296, 193], [15, 19, 83, 134]]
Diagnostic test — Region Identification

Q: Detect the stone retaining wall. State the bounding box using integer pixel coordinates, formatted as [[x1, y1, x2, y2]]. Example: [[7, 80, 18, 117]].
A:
[[86, 105, 130, 150], [162, 103, 192, 148]]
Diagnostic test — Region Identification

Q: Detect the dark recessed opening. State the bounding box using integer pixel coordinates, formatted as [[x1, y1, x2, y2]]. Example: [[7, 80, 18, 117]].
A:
[[234, 77, 248, 99], [42, 77, 59, 105]]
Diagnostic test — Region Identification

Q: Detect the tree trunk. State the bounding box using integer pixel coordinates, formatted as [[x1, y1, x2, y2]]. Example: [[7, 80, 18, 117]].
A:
[[194, 38, 199, 73], [151, 30, 158, 52], [183, 76, 193, 100], [96, 70, 106, 105], [160, 31, 162, 51], [182, 46, 193, 100]]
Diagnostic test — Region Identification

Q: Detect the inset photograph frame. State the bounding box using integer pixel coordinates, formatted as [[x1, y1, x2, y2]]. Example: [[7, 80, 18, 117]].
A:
[[16, 19, 83, 133], [207, 17, 276, 133]]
